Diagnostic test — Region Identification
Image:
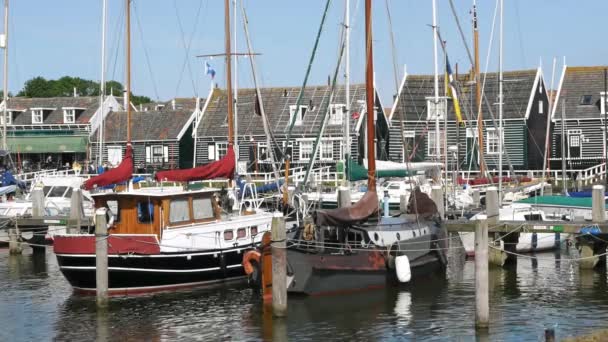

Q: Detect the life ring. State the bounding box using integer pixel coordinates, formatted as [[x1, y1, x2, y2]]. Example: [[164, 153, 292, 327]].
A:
[[242, 250, 261, 276]]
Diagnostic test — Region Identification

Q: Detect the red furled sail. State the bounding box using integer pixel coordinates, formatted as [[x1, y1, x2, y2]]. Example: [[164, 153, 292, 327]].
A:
[[83, 145, 133, 190], [155, 147, 235, 182]]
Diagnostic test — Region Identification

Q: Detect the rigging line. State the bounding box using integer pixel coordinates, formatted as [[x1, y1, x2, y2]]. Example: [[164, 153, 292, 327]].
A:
[[132, 1, 161, 101], [172, 0, 204, 97], [110, 7, 125, 87], [284, 0, 333, 157], [447, 0, 474, 66], [513, 0, 527, 69], [384, 0, 399, 92]]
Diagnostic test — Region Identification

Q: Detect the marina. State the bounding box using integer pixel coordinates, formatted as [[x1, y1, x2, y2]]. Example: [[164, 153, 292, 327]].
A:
[[0, 0, 607, 341]]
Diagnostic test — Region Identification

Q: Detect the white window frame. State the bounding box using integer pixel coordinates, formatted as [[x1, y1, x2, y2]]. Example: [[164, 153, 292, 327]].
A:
[[328, 104, 345, 125], [151, 145, 164, 163], [486, 128, 501, 155], [403, 130, 415, 138], [63, 109, 76, 123], [427, 130, 446, 157], [107, 146, 123, 165], [0, 111, 12, 125], [215, 142, 228, 161], [320, 140, 333, 161], [601, 92, 607, 115], [299, 140, 313, 161], [538, 100, 544, 114], [289, 105, 308, 126], [426, 96, 448, 120], [207, 143, 216, 160], [32, 109, 44, 124], [257, 142, 269, 161]]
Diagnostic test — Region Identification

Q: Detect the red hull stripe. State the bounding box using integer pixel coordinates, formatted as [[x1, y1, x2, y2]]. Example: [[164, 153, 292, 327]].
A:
[[53, 234, 160, 255]]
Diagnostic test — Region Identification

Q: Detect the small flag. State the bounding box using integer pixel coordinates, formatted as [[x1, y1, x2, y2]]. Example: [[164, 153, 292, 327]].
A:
[[445, 56, 464, 125], [204, 61, 216, 79]]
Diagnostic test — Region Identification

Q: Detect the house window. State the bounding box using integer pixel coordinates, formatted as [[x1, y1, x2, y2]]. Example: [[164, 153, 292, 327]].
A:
[[283, 141, 294, 159], [215, 142, 228, 160], [427, 131, 446, 156], [538, 100, 544, 114], [487, 128, 501, 154], [257, 142, 268, 161], [426, 97, 447, 120], [107, 146, 122, 165], [328, 104, 345, 125], [137, 201, 154, 223], [579, 95, 593, 105], [63, 109, 76, 123], [320, 140, 333, 160], [299, 140, 313, 161], [32, 109, 44, 124], [145, 145, 169, 163], [570, 135, 580, 147], [0, 111, 12, 125], [601, 92, 607, 115], [208, 143, 216, 160], [289, 105, 308, 126]]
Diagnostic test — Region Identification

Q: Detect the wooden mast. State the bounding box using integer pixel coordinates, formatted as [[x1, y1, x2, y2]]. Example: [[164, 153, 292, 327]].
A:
[[473, 0, 485, 175], [225, 0, 234, 146], [125, 0, 131, 144], [365, 0, 375, 192]]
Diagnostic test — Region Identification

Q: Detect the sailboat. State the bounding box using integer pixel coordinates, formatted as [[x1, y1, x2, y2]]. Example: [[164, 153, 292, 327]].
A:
[[244, 0, 447, 296], [52, 0, 273, 294]]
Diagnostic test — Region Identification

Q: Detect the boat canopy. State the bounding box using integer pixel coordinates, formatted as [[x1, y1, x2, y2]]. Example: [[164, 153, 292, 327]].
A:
[[517, 195, 608, 209], [83, 145, 133, 190], [347, 158, 408, 181], [314, 191, 378, 227], [155, 147, 235, 182]]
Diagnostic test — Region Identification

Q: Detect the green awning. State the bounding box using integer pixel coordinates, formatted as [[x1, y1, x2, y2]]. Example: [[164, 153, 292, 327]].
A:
[[7, 136, 88, 153], [516, 195, 608, 209]]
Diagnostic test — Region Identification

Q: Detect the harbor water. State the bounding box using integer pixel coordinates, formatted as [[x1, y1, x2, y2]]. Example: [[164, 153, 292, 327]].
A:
[[2, 244, 608, 341]]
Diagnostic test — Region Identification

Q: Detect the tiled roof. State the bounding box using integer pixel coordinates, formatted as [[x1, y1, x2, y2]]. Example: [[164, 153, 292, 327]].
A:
[[392, 69, 540, 122], [95, 110, 193, 142], [197, 84, 372, 138], [553, 66, 608, 119], [5, 96, 101, 125]]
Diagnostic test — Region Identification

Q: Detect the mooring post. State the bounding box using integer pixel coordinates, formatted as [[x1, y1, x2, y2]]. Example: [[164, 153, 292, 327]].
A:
[[592, 185, 605, 223], [472, 189, 480, 208], [31, 186, 45, 218], [95, 208, 109, 308], [400, 194, 408, 214], [69, 187, 83, 234], [475, 215, 489, 329], [543, 183, 552, 196], [271, 213, 287, 317], [431, 185, 444, 219], [485, 187, 508, 266], [8, 224, 22, 255], [579, 185, 608, 269], [337, 186, 351, 208]]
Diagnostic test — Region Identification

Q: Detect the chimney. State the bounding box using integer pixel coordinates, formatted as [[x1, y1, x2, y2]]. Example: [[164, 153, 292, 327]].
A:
[[195, 97, 201, 111], [73, 87, 78, 97], [455, 63, 459, 80], [123, 90, 128, 110], [171, 99, 176, 110]]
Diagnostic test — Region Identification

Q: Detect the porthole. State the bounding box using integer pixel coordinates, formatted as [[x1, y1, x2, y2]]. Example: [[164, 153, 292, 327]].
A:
[[224, 230, 234, 241], [237, 228, 247, 239], [374, 232, 379, 241]]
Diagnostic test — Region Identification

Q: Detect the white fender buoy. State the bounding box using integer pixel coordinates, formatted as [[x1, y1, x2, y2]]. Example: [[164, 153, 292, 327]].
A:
[[395, 255, 411, 283]]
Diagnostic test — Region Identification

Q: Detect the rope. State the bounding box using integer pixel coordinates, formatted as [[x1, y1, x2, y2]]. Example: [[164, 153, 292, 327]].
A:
[[132, 1, 161, 101]]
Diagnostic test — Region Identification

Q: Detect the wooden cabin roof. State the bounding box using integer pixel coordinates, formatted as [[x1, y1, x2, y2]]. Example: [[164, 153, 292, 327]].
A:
[[93, 110, 193, 143], [552, 66, 608, 120], [197, 84, 379, 139], [91, 187, 218, 198], [4, 96, 102, 124], [392, 69, 541, 123]]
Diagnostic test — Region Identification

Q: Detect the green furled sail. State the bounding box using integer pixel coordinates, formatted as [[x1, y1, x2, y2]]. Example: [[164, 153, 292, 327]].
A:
[[347, 158, 409, 181]]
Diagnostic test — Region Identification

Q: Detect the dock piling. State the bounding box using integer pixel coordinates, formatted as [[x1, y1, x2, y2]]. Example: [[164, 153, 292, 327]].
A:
[[95, 208, 109, 308], [271, 213, 287, 317], [472, 189, 480, 208], [486, 187, 509, 266], [31, 186, 44, 218], [592, 185, 605, 223], [8, 226, 21, 255], [69, 187, 84, 234], [475, 215, 489, 329], [431, 186, 444, 219]]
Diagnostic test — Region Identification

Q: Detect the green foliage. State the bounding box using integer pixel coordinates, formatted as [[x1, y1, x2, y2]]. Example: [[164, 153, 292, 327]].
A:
[[17, 76, 152, 104]]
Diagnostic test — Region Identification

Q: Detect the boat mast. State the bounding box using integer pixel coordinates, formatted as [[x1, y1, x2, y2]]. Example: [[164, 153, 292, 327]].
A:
[[2, 0, 7, 151], [432, 0, 440, 166], [225, 0, 234, 147], [343, 0, 350, 179], [233, 0, 238, 158], [365, 0, 375, 192], [125, 0, 131, 144], [473, 0, 485, 175], [498, 0, 503, 205], [561, 99, 566, 195], [98, 0, 107, 166]]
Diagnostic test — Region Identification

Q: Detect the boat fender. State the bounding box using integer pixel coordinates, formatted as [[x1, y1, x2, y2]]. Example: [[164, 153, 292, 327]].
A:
[[242, 250, 261, 275], [395, 255, 411, 283], [303, 222, 315, 241]]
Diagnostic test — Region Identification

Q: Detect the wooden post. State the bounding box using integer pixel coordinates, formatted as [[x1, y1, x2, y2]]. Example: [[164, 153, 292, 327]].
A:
[[472, 189, 480, 208], [486, 186, 508, 266], [8, 225, 21, 255], [271, 213, 287, 317], [592, 185, 605, 223], [543, 183, 552, 196], [95, 208, 109, 308], [31, 186, 44, 218], [400, 194, 408, 214], [431, 185, 444, 219], [337, 186, 351, 208], [475, 215, 489, 329], [69, 187, 83, 234]]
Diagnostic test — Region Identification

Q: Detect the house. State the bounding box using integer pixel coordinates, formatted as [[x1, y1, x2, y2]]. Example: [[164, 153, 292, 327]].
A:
[[388, 68, 549, 171], [550, 66, 608, 169], [192, 84, 390, 173], [90, 107, 198, 172], [0, 95, 121, 170]]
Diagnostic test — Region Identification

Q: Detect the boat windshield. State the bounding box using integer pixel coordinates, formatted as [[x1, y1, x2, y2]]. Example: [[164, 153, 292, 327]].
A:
[[43, 186, 69, 198]]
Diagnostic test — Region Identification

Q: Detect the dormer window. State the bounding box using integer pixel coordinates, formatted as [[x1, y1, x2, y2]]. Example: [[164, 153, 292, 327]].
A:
[[32, 109, 44, 124], [426, 96, 447, 120], [63, 109, 76, 123], [328, 104, 345, 125], [289, 105, 308, 126], [579, 95, 593, 106]]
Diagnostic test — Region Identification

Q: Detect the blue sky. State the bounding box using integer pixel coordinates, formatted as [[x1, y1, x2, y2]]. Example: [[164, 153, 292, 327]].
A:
[[6, 0, 608, 104]]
